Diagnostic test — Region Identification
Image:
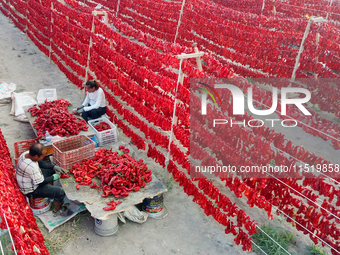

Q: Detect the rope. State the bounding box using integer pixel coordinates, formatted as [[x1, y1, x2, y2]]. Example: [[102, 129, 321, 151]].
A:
[[267, 172, 340, 221], [244, 94, 340, 143], [164, 58, 184, 183], [251, 240, 269, 255], [273, 146, 340, 186], [255, 226, 292, 255], [277, 2, 340, 17], [0, 235, 4, 255], [1, 211, 17, 255], [272, 204, 340, 254], [242, 92, 340, 186]]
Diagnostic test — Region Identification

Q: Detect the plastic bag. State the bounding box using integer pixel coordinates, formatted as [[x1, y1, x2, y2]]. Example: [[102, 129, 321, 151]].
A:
[[13, 114, 29, 123], [123, 206, 148, 224], [0, 82, 16, 104], [13, 92, 37, 116]]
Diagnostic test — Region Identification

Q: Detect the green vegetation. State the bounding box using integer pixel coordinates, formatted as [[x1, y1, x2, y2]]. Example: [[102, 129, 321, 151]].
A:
[[306, 245, 328, 255], [166, 176, 174, 192], [252, 223, 295, 255], [0, 231, 13, 255], [40, 211, 88, 255]]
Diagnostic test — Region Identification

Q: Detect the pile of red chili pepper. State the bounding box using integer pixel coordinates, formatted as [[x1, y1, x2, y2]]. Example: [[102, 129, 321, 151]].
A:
[[93, 121, 111, 132], [28, 99, 88, 140], [69, 146, 152, 211]]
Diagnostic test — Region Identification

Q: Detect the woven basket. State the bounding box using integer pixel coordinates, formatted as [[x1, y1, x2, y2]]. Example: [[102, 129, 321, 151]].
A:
[[52, 135, 94, 169], [14, 139, 36, 165]]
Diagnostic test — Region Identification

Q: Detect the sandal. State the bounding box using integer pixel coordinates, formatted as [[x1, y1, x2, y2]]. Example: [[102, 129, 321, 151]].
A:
[[53, 207, 73, 217]]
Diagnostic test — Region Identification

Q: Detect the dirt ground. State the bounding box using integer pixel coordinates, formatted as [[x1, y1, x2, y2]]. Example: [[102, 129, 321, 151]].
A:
[[0, 11, 339, 255]]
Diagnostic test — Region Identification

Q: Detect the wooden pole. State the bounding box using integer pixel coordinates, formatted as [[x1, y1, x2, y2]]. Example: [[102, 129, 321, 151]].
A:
[[116, 0, 120, 16], [291, 17, 323, 84], [163, 51, 204, 185], [291, 19, 313, 83], [326, 0, 333, 20], [8, 0, 12, 23], [83, 11, 108, 98], [49, 2, 54, 64], [193, 43, 202, 71], [314, 32, 320, 79], [25, 0, 29, 40], [103, 12, 113, 48], [163, 58, 183, 185], [85, 16, 95, 83], [174, 0, 185, 44]]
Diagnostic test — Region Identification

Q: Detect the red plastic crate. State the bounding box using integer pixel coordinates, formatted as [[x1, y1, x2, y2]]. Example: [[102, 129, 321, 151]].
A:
[[52, 135, 95, 170], [14, 139, 36, 165]]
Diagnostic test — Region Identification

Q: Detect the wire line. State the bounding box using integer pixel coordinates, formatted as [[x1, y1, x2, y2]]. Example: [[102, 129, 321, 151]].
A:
[[255, 225, 292, 255]]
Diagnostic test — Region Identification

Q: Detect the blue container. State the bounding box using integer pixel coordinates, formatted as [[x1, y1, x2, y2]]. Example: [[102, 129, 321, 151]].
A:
[[90, 135, 98, 148]]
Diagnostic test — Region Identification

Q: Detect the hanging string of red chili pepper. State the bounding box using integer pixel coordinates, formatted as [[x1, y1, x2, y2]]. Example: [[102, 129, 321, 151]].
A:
[[28, 0, 51, 19], [103, 88, 189, 169], [118, 7, 177, 36], [89, 49, 175, 124], [0, 129, 49, 254], [101, 0, 340, 117], [105, 13, 336, 142], [0, 0, 10, 17], [121, 0, 180, 23], [12, 0, 340, 153], [50, 52, 84, 89], [190, 94, 340, 248], [166, 160, 253, 251], [191, 91, 340, 182], [190, 137, 340, 250], [150, 152, 258, 250], [193, 75, 340, 150], [106, 109, 146, 150], [9, 2, 26, 26], [5, 0, 340, 253], [273, 1, 340, 24]]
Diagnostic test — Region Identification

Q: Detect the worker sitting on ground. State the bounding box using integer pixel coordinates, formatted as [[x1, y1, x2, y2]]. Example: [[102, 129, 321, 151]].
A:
[[16, 143, 72, 217], [77, 80, 107, 122]]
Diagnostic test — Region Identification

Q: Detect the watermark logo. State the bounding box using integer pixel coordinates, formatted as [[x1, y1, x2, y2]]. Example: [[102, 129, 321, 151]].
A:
[[197, 82, 222, 108], [201, 84, 312, 116]]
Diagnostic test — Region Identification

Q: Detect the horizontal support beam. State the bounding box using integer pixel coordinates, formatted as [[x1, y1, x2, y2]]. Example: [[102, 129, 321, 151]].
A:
[[176, 52, 204, 59], [92, 11, 107, 15], [310, 16, 324, 22]]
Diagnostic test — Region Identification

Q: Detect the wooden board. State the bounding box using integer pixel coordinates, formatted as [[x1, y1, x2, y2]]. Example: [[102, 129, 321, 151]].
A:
[[61, 173, 166, 220], [60, 141, 167, 220], [23, 105, 96, 143]]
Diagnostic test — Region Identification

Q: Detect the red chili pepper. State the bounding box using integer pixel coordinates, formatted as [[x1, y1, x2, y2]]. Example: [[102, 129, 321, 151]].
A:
[[101, 191, 110, 197]]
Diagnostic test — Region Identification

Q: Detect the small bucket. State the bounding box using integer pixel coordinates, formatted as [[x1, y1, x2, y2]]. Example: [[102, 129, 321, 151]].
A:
[[142, 194, 165, 218], [28, 197, 51, 215], [94, 214, 119, 236]]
